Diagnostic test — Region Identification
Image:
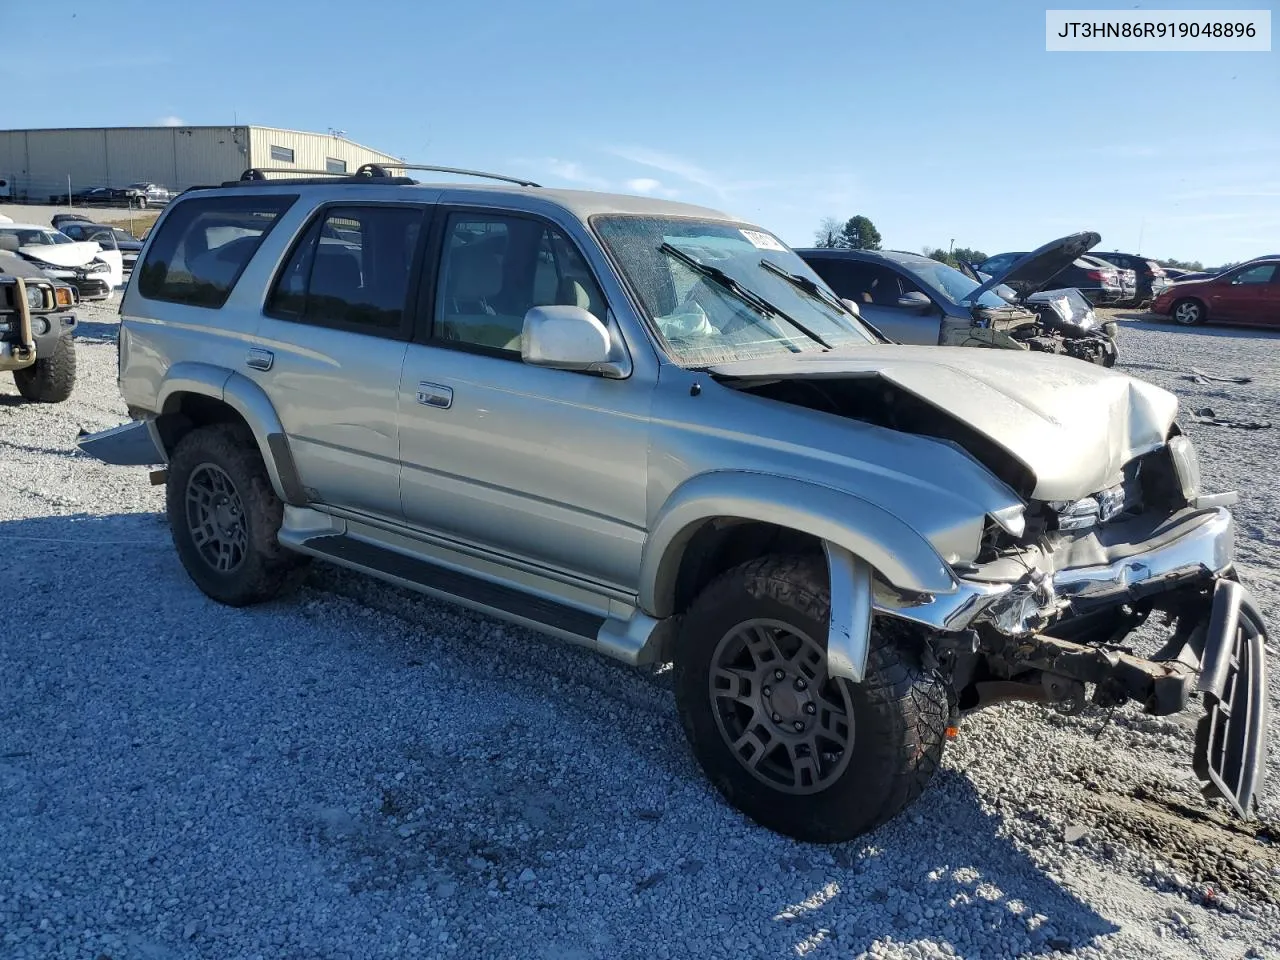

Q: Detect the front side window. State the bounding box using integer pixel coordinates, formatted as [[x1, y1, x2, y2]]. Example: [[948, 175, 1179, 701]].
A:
[[137, 194, 297, 308], [266, 205, 423, 334], [432, 212, 606, 355], [1229, 264, 1277, 285], [593, 216, 875, 367]]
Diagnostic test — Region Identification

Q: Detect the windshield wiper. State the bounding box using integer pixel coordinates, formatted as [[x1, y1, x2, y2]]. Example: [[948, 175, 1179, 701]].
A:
[[658, 242, 832, 350], [758, 258, 894, 345]]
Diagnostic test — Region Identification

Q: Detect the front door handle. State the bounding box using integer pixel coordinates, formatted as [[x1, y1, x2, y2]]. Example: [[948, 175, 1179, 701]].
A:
[[416, 381, 453, 409], [246, 348, 274, 371]]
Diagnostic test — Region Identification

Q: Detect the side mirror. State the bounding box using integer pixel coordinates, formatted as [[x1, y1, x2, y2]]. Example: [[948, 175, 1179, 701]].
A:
[[897, 291, 932, 310], [522, 305, 616, 374], [840, 298, 862, 319]]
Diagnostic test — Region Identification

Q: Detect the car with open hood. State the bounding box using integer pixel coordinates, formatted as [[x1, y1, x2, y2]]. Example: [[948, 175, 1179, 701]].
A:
[[0, 222, 122, 297], [75, 164, 1268, 844], [797, 234, 1118, 366]]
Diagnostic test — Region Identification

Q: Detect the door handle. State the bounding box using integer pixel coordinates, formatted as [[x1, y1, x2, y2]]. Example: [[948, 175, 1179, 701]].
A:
[[416, 381, 453, 409], [246, 348, 274, 371]]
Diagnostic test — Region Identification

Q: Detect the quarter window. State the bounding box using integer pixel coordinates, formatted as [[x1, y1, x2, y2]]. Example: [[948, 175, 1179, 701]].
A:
[[432, 212, 606, 355], [270, 145, 295, 163], [136, 194, 297, 308], [266, 205, 424, 336]]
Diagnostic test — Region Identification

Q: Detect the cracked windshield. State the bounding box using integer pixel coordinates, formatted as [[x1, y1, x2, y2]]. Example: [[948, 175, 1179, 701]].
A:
[[594, 215, 878, 365]]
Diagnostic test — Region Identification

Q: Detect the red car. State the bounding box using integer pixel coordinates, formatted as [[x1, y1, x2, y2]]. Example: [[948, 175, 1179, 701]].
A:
[[1150, 257, 1280, 327]]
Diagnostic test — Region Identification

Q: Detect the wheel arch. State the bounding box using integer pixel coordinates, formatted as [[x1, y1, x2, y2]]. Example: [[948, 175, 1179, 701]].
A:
[[155, 363, 306, 506], [640, 472, 959, 623]]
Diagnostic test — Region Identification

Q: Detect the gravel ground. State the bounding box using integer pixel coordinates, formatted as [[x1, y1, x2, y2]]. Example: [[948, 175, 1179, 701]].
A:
[[1, 302, 1277, 960]]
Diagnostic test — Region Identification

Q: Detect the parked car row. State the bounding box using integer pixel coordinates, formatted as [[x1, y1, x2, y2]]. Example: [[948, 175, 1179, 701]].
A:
[[47, 181, 172, 208], [0, 213, 138, 299], [973, 248, 1168, 308]]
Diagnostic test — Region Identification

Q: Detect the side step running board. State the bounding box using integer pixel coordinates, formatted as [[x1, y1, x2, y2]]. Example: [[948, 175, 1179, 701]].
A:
[[290, 532, 664, 665]]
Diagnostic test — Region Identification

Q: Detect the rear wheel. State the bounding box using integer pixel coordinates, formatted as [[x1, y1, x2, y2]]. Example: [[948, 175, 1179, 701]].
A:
[[1172, 298, 1206, 326], [166, 423, 308, 606], [673, 555, 949, 843], [13, 333, 76, 403]]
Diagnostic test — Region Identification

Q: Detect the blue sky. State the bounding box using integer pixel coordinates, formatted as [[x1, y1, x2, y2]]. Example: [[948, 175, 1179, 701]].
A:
[[5, 0, 1277, 265]]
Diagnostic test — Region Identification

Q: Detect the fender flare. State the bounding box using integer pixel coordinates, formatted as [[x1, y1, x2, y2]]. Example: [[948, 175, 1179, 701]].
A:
[[157, 362, 306, 506], [639, 471, 959, 620]]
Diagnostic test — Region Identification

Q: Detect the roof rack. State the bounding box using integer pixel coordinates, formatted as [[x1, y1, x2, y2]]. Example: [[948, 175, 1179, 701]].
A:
[[228, 162, 541, 188]]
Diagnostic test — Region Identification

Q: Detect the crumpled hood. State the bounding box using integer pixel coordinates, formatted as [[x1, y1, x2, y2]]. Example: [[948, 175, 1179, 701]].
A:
[[707, 345, 1179, 501], [19, 242, 101, 268]]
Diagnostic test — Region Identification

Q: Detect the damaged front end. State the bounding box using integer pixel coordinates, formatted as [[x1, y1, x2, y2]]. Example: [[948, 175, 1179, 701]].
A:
[[877, 439, 1270, 819]]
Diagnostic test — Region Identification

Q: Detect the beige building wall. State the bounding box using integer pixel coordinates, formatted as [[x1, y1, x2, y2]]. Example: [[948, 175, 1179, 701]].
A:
[[0, 125, 401, 201]]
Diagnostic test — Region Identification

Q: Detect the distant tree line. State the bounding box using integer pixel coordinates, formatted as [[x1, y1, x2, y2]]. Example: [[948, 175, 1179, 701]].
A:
[[812, 217, 1224, 274]]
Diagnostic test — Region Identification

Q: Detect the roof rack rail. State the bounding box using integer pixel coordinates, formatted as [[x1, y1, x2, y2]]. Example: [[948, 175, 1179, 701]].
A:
[[373, 163, 541, 188], [229, 163, 541, 188]]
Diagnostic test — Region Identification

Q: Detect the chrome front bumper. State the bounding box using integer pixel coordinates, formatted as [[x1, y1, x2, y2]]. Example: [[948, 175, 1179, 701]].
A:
[[880, 506, 1238, 635]]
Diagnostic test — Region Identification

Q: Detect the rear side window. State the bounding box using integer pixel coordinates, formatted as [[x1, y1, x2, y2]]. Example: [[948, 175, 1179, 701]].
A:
[[137, 194, 296, 308], [266, 205, 424, 336]]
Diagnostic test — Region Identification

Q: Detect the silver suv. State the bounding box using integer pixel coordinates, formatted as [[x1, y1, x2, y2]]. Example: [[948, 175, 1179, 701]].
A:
[[79, 163, 1269, 842]]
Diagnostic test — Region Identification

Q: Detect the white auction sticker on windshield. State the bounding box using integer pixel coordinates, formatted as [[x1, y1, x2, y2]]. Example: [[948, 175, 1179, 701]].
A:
[[739, 229, 787, 251]]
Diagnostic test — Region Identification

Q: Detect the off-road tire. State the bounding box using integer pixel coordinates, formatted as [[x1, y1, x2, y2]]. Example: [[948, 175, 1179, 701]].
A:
[[1172, 298, 1206, 326], [673, 554, 949, 843], [13, 333, 76, 403], [166, 422, 308, 607]]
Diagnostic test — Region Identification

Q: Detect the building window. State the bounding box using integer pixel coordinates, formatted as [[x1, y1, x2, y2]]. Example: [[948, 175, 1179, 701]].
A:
[[270, 145, 295, 163], [326, 157, 347, 174]]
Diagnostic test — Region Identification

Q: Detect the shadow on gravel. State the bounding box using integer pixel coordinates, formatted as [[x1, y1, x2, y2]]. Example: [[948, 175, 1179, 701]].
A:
[[763, 772, 1121, 957]]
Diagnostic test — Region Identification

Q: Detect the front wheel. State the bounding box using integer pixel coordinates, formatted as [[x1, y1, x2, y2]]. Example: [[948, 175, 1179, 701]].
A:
[[13, 333, 76, 403], [1172, 298, 1206, 326], [673, 555, 949, 843]]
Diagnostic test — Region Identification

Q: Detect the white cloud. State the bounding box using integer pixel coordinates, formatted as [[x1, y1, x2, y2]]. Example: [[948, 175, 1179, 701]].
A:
[[606, 146, 774, 199], [157, 115, 184, 127], [625, 177, 663, 194], [545, 158, 610, 190]]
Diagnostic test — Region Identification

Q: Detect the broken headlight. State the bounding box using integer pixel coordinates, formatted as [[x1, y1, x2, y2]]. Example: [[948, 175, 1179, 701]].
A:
[[1167, 435, 1201, 503], [1048, 477, 1143, 531]]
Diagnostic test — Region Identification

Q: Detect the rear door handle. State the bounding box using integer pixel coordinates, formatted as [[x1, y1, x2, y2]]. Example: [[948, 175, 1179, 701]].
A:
[[246, 348, 274, 371], [416, 381, 453, 409]]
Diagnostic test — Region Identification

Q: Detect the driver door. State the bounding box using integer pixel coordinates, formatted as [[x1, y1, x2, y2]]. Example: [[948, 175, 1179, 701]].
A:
[[395, 208, 653, 591]]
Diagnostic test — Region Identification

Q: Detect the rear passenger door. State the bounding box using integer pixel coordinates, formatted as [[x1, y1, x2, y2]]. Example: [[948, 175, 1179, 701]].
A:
[[250, 203, 426, 522]]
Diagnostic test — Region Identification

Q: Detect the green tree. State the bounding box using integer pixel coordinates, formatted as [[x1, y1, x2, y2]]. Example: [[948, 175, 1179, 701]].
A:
[[838, 215, 882, 250]]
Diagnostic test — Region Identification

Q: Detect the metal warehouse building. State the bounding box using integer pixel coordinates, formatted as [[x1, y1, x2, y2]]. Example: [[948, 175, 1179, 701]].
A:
[[0, 125, 404, 204]]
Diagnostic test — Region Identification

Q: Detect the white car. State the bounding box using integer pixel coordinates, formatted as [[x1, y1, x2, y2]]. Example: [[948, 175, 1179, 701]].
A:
[[0, 222, 122, 298]]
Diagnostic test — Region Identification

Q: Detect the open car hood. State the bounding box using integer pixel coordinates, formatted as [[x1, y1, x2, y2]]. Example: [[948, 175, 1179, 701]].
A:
[[19, 242, 102, 268], [707, 345, 1178, 501], [968, 231, 1101, 301]]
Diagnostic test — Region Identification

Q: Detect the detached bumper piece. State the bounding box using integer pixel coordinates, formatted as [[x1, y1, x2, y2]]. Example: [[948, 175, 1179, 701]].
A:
[[76, 419, 167, 466], [1192, 579, 1269, 819]]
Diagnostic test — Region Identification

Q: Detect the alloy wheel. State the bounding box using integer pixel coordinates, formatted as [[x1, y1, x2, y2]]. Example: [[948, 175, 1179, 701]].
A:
[[184, 463, 248, 573], [708, 618, 854, 794]]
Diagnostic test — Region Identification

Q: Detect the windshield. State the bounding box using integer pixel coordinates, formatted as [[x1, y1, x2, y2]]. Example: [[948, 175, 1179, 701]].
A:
[[0, 228, 73, 246], [592, 215, 876, 366], [903, 257, 1009, 309]]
